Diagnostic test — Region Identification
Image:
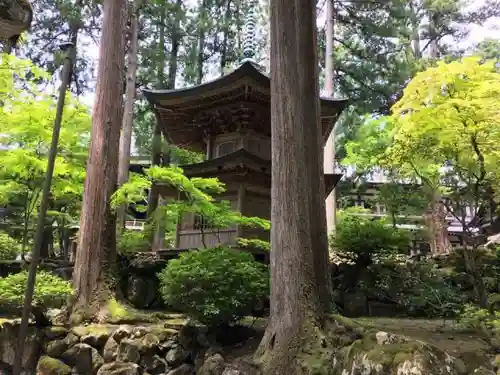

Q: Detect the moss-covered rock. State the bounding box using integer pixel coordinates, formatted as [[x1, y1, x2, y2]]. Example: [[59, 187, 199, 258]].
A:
[[36, 355, 72, 375], [96, 361, 140, 375], [61, 343, 104, 374], [334, 331, 469, 375]]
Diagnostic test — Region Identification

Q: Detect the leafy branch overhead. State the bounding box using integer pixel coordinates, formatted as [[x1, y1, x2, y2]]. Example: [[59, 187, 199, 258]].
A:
[[111, 165, 270, 234]]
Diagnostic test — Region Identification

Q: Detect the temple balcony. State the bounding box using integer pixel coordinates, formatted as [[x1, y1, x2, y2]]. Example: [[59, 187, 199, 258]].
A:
[[175, 228, 238, 249]]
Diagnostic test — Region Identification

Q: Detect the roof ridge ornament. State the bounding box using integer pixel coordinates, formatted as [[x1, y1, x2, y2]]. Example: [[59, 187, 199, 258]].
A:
[[241, 0, 258, 65]]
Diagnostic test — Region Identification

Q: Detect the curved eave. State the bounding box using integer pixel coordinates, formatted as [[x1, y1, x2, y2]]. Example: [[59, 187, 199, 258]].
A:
[[0, 0, 33, 39], [143, 61, 349, 117], [325, 174, 343, 197], [143, 62, 268, 107], [180, 148, 271, 175]]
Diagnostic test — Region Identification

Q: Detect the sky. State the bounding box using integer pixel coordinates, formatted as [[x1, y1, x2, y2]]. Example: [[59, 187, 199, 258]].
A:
[[81, 1, 499, 109]]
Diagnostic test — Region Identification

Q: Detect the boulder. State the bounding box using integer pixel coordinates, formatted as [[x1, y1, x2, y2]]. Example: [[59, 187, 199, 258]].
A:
[[43, 326, 69, 341], [165, 346, 189, 367], [112, 326, 133, 343], [103, 337, 119, 363], [81, 331, 111, 350], [333, 332, 470, 375], [178, 324, 198, 351], [198, 353, 226, 375], [36, 356, 72, 375], [471, 367, 496, 375], [117, 339, 141, 363], [0, 322, 43, 370], [167, 363, 194, 375], [140, 354, 168, 375], [61, 343, 104, 374], [126, 275, 158, 309], [45, 333, 79, 358], [96, 362, 140, 375]]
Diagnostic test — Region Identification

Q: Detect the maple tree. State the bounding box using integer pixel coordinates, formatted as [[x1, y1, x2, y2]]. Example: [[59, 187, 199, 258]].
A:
[[346, 56, 500, 306], [0, 54, 90, 258]]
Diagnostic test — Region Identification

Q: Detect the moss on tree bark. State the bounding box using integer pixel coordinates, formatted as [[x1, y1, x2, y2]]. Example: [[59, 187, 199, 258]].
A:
[[254, 0, 334, 373]]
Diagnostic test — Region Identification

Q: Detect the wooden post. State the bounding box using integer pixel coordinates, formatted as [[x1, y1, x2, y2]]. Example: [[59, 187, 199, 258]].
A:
[[206, 131, 214, 160], [236, 183, 246, 237], [152, 195, 166, 250]]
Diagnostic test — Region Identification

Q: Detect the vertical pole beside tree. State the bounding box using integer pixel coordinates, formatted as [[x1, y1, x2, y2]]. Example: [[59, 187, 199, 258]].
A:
[[117, 0, 141, 233], [13, 42, 75, 375], [324, 0, 336, 234]]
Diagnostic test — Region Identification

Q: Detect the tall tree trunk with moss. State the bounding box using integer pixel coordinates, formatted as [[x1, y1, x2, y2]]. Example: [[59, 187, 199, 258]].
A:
[[70, 0, 126, 323], [147, 0, 181, 246], [196, 0, 207, 84], [255, 0, 333, 372], [117, 0, 141, 233], [219, 0, 232, 75], [146, 1, 167, 220]]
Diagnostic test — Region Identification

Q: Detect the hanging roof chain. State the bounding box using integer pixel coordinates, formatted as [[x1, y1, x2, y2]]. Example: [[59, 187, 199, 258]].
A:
[[241, 0, 258, 63]]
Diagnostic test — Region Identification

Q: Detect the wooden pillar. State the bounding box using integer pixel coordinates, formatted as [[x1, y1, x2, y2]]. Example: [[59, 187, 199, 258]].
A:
[[147, 118, 163, 218], [236, 183, 246, 237], [206, 132, 214, 160], [174, 191, 182, 248], [153, 195, 166, 250]]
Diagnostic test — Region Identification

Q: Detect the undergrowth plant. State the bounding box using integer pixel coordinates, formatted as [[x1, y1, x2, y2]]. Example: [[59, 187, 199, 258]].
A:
[[158, 247, 269, 328]]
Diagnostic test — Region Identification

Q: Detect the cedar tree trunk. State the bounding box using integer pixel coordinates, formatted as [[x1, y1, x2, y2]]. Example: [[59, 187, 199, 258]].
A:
[[255, 0, 333, 373], [70, 0, 126, 323], [117, 0, 140, 232]]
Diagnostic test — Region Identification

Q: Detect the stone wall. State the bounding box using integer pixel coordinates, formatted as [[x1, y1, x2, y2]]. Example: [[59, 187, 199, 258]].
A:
[[0, 318, 242, 375]]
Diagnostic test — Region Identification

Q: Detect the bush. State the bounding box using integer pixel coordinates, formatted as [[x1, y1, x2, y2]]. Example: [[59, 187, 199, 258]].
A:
[[330, 207, 410, 265], [117, 230, 149, 253], [458, 304, 500, 332], [0, 270, 74, 309], [158, 247, 269, 327], [0, 232, 20, 260]]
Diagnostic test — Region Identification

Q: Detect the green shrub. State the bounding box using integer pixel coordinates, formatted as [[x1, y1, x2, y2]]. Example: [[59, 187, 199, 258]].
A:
[[458, 304, 500, 332], [330, 207, 410, 265], [117, 230, 149, 253], [0, 232, 20, 260], [158, 247, 269, 327], [0, 270, 74, 309]]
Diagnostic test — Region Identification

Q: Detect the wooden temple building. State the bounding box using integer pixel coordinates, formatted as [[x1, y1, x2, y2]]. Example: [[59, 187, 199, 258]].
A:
[[142, 61, 348, 256]]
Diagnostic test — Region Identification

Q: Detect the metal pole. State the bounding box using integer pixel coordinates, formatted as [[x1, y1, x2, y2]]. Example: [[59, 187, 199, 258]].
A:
[[13, 43, 74, 375]]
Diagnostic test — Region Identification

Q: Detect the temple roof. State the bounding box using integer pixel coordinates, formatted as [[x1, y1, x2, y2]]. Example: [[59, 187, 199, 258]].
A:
[[155, 148, 342, 197], [143, 62, 349, 152]]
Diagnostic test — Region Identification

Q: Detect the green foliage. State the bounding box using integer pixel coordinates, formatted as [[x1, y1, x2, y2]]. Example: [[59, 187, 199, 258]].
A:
[[158, 247, 269, 327], [117, 230, 150, 254], [0, 232, 20, 261], [458, 304, 500, 331], [334, 255, 466, 318], [111, 165, 270, 248], [330, 207, 410, 264], [0, 270, 74, 309], [394, 260, 464, 318], [237, 238, 270, 252], [0, 54, 90, 254]]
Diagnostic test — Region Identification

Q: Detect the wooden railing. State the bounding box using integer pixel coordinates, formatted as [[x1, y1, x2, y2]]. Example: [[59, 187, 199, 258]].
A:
[[125, 220, 146, 231], [177, 228, 237, 249]]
